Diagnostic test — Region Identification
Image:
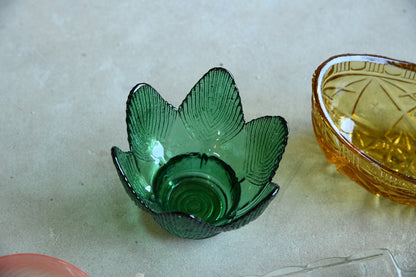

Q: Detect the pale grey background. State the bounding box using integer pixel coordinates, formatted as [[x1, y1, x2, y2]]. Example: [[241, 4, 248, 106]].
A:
[[1, 1, 416, 276]]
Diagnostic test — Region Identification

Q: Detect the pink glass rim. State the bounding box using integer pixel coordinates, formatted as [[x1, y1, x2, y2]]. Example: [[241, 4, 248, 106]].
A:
[[0, 253, 88, 277]]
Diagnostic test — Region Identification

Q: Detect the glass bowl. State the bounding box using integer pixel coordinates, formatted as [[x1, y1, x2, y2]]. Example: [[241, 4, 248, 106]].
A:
[[112, 68, 289, 239], [312, 54, 416, 206], [248, 249, 416, 277], [0, 253, 88, 277]]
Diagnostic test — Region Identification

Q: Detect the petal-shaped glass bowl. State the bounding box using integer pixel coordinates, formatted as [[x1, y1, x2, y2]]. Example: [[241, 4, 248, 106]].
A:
[[112, 68, 288, 239], [248, 249, 416, 277], [312, 54, 416, 206], [0, 253, 88, 277]]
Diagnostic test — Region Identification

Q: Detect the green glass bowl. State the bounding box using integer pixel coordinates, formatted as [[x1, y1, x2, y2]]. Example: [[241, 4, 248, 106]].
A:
[[111, 68, 288, 239]]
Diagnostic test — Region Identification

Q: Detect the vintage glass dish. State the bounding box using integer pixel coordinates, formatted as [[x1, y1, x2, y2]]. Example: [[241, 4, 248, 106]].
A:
[[0, 253, 88, 277], [112, 68, 288, 239], [249, 249, 416, 277], [312, 54, 416, 206]]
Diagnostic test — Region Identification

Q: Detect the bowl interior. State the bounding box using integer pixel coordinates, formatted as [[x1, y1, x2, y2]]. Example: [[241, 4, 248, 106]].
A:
[[153, 153, 241, 226], [316, 55, 416, 179]]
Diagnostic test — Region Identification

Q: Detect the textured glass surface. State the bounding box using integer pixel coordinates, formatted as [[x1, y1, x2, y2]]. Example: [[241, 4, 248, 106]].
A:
[[312, 54, 416, 206], [0, 254, 89, 277], [249, 249, 416, 277], [112, 68, 288, 239]]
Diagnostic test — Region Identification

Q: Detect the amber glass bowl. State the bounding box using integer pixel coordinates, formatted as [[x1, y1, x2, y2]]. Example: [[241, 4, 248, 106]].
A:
[[312, 54, 416, 206]]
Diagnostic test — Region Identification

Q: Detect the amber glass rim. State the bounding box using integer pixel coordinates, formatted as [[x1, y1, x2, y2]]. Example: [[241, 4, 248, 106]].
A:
[[312, 53, 416, 183]]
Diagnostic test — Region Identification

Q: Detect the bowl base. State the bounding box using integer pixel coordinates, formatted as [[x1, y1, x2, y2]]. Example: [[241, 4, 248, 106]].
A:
[[153, 153, 241, 225]]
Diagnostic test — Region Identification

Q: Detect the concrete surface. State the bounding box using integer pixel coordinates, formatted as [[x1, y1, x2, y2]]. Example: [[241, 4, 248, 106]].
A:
[[1, 0, 416, 276]]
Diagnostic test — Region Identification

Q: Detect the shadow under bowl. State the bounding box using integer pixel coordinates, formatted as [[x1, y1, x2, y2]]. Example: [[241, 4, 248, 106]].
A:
[[312, 54, 416, 206]]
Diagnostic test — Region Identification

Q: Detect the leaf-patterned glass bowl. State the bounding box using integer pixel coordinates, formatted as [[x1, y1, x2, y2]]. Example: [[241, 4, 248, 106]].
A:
[[312, 54, 416, 206], [112, 68, 288, 239]]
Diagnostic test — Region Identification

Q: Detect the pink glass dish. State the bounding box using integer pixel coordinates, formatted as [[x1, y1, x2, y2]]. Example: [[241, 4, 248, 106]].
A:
[[0, 253, 88, 277]]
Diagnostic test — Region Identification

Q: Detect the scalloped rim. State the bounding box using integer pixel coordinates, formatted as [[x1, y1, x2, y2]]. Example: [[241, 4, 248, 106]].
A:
[[312, 53, 416, 184], [111, 146, 279, 230]]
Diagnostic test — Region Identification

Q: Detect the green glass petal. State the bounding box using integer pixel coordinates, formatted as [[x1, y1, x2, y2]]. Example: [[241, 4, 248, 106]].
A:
[[111, 147, 161, 212], [178, 68, 244, 148], [244, 116, 289, 186], [224, 182, 279, 232], [127, 83, 177, 162], [234, 182, 279, 218]]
